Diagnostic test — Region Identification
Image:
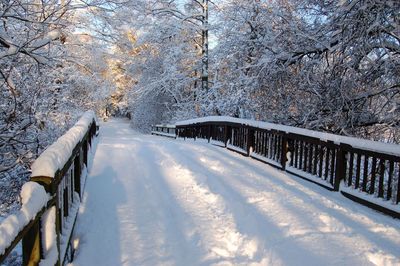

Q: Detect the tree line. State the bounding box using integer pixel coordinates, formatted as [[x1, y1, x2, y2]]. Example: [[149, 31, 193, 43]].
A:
[[1, 0, 399, 218]]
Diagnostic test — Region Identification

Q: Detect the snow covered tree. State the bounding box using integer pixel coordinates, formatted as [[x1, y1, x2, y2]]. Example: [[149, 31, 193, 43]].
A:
[[210, 0, 399, 142]]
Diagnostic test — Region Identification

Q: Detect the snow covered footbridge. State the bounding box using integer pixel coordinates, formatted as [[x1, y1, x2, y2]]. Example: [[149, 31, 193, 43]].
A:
[[1, 113, 400, 266]]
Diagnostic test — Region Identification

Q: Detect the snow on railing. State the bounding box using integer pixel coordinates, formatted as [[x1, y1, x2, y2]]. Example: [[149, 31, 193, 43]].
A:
[[0, 111, 98, 265], [154, 116, 400, 218], [0, 183, 48, 256]]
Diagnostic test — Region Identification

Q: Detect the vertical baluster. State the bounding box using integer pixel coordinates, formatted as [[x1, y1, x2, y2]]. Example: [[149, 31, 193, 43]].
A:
[[70, 168, 74, 204], [397, 163, 400, 204], [262, 131, 265, 155], [324, 146, 330, 180], [370, 157, 377, 194], [378, 159, 385, 198], [281, 135, 288, 169], [330, 148, 336, 185], [289, 139, 294, 167], [58, 182, 63, 233], [74, 150, 82, 197], [278, 135, 283, 162], [294, 140, 298, 168], [299, 141, 304, 170], [318, 145, 324, 178], [313, 145, 318, 175], [303, 142, 308, 171], [270, 134, 274, 159], [64, 179, 69, 218], [275, 135, 279, 161], [355, 153, 361, 189], [362, 155, 369, 192], [308, 143, 313, 173], [387, 161, 394, 200], [348, 152, 354, 187], [273, 134, 280, 162]]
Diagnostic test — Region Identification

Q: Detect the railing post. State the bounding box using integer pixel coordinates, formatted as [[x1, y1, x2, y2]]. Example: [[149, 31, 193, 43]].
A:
[[29, 176, 61, 266], [246, 127, 255, 156], [22, 218, 42, 266]]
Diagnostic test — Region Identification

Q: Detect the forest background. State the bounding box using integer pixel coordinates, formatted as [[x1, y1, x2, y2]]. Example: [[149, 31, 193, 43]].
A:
[[1, 0, 399, 217]]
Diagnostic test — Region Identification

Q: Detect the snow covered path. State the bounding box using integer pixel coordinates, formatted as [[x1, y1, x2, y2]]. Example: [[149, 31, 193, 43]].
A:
[[71, 119, 400, 266]]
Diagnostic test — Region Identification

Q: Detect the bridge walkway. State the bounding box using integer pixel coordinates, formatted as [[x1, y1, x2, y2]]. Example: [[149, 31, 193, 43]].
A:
[[71, 119, 400, 266]]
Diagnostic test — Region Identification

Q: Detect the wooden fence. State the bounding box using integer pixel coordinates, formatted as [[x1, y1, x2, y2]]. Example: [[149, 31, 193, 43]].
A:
[[151, 125, 176, 138], [153, 119, 400, 218], [0, 113, 98, 265]]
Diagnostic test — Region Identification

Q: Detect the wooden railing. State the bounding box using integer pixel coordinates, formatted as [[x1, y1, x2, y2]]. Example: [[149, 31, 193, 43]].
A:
[[151, 125, 176, 138], [153, 117, 400, 218], [0, 111, 98, 265]]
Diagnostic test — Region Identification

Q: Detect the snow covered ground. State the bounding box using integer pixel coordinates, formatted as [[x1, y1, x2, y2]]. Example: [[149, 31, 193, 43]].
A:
[[71, 119, 400, 266]]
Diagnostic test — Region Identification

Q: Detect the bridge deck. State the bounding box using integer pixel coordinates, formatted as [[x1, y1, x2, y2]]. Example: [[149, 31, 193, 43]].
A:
[[71, 119, 400, 266]]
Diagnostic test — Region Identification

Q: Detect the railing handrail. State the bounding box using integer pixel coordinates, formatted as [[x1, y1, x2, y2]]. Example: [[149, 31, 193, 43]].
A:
[[0, 111, 98, 265]]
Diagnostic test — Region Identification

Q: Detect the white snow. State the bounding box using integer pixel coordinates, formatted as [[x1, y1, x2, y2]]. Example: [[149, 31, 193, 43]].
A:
[[71, 119, 400, 266], [151, 131, 176, 138], [340, 184, 400, 213], [0, 182, 48, 255], [210, 139, 225, 147], [31, 111, 96, 178], [0, 44, 18, 58], [40, 206, 58, 266], [60, 192, 81, 262], [176, 116, 400, 156], [286, 166, 334, 189], [227, 143, 247, 154], [154, 124, 175, 128], [250, 152, 282, 168]]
